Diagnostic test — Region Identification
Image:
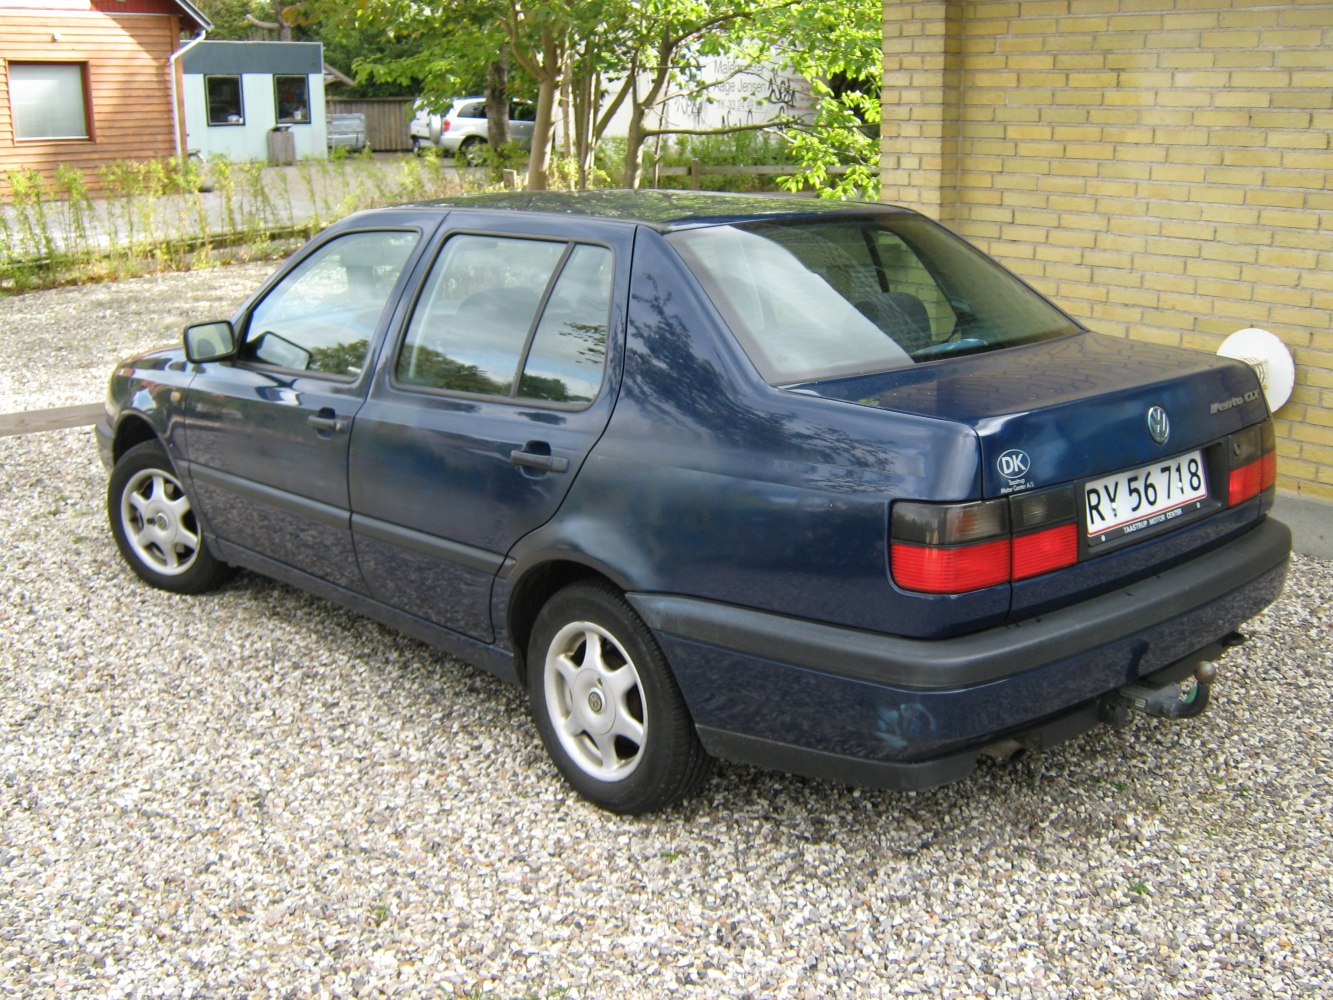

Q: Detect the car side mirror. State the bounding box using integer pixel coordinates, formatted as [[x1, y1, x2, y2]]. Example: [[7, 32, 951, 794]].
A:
[[184, 320, 237, 363]]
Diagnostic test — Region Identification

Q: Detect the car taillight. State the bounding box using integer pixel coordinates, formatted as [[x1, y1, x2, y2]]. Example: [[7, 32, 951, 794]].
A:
[[891, 487, 1078, 594], [442, 118, 451, 133], [1010, 488, 1079, 580], [1227, 420, 1277, 506]]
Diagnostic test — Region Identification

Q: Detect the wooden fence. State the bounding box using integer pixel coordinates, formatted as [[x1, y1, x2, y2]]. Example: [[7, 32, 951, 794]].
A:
[[647, 161, 852, 190], [327, 98, 415, 152]]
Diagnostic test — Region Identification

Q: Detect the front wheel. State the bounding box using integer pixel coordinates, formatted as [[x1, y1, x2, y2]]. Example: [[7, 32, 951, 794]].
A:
[[528, 581, 711, 814], [107, 441, 233, 594]]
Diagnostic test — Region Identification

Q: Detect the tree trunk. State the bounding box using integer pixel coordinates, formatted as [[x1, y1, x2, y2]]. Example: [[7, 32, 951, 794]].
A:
[[623, 105, 648, 189], [526, 29, 564, 191], [572, 71, 594, 189], [528, 79, 559, 191], [622, 36, 674, 190], [485, 59, 510, 153], [560, 71, 573, 162]]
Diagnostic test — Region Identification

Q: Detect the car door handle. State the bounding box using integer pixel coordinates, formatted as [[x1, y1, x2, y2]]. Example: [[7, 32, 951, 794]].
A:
[[509, 446, 569, 473], [308, 409, 348, 434]]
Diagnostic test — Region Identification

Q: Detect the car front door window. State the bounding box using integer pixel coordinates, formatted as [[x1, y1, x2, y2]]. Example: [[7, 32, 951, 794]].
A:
[[245, 231, 418, 377]]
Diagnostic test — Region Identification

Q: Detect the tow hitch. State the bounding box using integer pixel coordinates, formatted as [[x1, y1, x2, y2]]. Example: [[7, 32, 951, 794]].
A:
[[1099, 632, 1247, 727], [1099, 659, 1227, 727], [1120, 660, 1217, 719]]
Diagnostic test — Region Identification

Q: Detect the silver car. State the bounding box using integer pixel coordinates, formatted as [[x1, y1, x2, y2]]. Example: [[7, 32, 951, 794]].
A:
[[409, 96, 536, 161]]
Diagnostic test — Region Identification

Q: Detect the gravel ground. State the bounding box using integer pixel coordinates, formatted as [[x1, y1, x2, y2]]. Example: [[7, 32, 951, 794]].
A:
[[0, 263, 275, 413], [1, 268, 1331, 998]]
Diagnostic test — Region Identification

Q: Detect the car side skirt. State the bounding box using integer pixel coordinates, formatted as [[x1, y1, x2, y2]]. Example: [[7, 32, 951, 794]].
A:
[[211, 538, 519, 685]]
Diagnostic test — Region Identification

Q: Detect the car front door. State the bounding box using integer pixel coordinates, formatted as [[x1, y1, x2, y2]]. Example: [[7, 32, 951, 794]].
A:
[[349, 213, 630, 641], [183, 223, 431, 590]]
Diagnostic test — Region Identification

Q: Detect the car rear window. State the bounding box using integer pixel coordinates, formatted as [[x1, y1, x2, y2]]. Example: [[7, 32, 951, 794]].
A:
[[666, 214, 1079, 384]]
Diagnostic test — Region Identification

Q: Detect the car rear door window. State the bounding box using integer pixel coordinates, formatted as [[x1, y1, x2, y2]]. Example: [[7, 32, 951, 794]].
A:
[[243, 231, 418, 377], [519, 244, 612, 403], [396, 235, 612, 405]]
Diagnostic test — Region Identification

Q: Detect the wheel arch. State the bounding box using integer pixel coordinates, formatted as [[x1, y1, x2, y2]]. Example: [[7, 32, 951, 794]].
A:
[[504, 559, 624, 686], [112, 413, 163, 464]]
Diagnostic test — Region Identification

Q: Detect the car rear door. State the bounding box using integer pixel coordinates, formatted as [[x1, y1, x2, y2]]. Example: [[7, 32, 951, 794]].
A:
[[183, 219, 434, 590], [509, 100, 536, 146], [348, 212, 632, 641]]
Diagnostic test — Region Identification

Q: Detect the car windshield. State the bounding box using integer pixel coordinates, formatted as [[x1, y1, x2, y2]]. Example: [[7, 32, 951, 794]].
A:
[[666, 214, 1081, 384]]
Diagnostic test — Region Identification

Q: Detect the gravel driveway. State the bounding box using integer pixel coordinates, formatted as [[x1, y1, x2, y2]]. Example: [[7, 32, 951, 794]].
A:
[[2, 267, 1331, 998]]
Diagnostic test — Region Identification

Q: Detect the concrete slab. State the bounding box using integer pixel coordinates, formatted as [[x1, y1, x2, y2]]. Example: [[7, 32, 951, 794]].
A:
[[1273, 491, 1333, 560], [0, 403, 103, 438]]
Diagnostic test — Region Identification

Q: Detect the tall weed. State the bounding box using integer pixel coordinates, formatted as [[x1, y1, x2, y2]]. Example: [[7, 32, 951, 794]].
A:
[[2, 153, 481, 294]]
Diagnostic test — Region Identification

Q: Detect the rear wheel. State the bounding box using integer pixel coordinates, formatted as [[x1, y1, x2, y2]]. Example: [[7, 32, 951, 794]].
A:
[[457, 137, 487, 166], [528, 581, 711, 814], [107, 441, 233, 594]]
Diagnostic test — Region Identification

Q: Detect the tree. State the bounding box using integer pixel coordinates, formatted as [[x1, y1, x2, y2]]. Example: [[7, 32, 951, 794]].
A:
[[295, 0, 881, 196], [244, 1, 299, 40], [310, 1, 516, 130], [763, 0, 882, 199], [192, 0, 270, 39], [592, 0, 802, 190]]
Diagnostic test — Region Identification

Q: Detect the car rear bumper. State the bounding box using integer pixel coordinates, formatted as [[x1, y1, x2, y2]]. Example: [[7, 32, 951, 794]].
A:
[[629, 516, 1290, 790]]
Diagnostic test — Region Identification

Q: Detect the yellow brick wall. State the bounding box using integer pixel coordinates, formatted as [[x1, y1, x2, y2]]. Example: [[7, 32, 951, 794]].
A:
[[881, 0, 1333, 501]]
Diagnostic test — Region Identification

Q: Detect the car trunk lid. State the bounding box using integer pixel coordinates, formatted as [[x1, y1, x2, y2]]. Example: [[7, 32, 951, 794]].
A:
[[790, 332, 1268, 498], [790, 332, 1274, 620]]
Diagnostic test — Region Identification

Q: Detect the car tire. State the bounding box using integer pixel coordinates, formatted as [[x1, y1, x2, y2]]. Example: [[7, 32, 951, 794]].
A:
[[107, 441, 233, 595], [411, 136, 426, 156], [457, 137, 486, 166], [528, 581, 712, 814]]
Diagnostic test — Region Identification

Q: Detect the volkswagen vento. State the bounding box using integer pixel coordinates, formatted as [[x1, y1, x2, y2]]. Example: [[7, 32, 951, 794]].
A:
[[98, 192, 1290, 813]]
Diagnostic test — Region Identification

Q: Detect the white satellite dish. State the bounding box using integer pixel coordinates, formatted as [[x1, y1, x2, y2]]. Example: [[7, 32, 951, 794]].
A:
[[1217, 328, 1295, 413]]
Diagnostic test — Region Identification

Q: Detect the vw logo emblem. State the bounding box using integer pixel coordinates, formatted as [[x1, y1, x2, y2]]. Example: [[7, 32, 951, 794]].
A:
[[1147, 405, 1170, 445], [997, 449, 1031, 480]]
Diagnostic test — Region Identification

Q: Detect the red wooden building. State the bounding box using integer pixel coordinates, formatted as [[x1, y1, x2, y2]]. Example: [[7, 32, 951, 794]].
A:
[[0, 0, 210, 195]]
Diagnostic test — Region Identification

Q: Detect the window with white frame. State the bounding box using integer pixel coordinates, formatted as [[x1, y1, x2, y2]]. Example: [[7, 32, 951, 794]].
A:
[[8, 62, 89, 140], [205, 75, 244, 126]]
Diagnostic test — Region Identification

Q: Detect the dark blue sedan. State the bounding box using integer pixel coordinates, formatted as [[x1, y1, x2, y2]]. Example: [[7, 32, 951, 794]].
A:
[[98, 192, 1289, 813]]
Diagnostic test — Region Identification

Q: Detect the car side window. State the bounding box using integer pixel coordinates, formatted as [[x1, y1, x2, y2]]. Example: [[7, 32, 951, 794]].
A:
[[396, 235, 612, 405], [244, 231, 417, 377], [519, 245, 612, 403]]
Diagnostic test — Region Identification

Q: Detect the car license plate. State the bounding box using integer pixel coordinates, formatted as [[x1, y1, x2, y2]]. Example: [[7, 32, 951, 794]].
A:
[[1084, 450, 1208, 546]]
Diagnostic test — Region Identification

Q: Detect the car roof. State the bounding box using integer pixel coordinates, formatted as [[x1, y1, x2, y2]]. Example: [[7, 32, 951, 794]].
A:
[[391, 190, 914, 233]]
